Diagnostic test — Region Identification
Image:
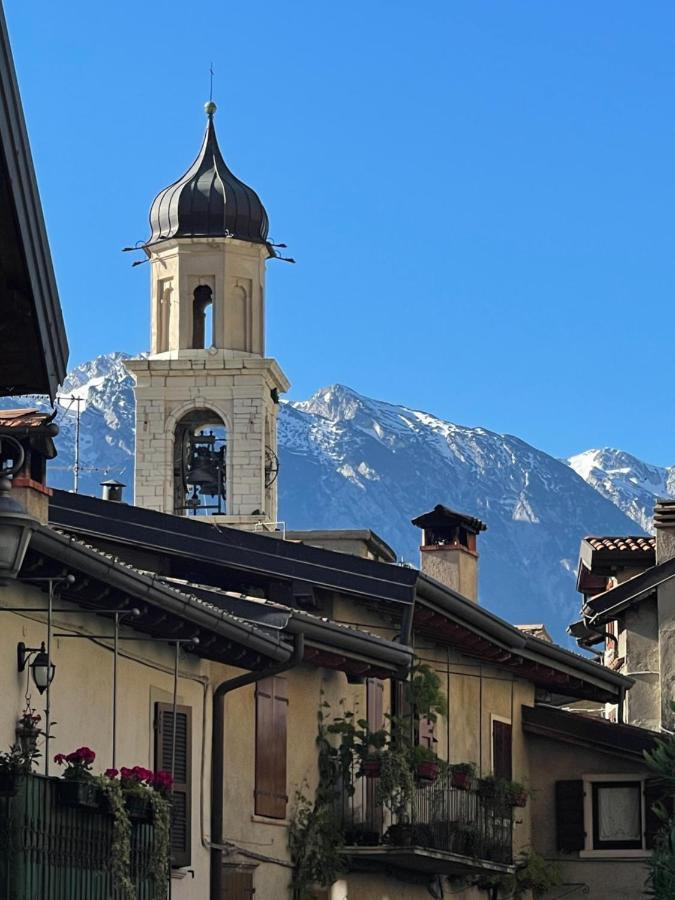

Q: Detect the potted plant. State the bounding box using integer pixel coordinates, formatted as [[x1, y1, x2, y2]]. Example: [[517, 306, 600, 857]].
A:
[[54, 746, 99, 808], [0, 744, 26, 797], [413, 745, 440, 784], [506, 780, 529, 808], [15, 705, 41, 758], [119, 766, 154, 821], [450, 762, 476, 791]]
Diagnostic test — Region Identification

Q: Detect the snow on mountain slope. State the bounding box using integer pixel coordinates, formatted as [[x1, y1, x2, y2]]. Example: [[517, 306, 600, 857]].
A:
[[567, 448, 675, 532], [2, 354, 646, 643]]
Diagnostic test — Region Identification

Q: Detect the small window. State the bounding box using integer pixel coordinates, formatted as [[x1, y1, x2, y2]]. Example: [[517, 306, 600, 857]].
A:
[[592, 781, 642, 850], [492, 719, 512, 781]]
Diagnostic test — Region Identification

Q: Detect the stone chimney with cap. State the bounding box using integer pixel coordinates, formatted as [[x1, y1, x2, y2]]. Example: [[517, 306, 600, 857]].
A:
[[411, 505, 487, 602], [654, 499, 675, 564]]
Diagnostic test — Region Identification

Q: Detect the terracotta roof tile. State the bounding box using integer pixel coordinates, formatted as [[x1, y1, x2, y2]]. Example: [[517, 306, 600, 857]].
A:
[[586, 536, 655, 554]]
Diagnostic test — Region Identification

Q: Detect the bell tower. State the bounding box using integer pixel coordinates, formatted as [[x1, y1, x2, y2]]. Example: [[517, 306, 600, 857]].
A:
[[126, 102, 289, 527]]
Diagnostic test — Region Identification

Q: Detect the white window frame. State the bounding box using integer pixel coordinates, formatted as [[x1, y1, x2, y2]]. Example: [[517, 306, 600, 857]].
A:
[[579, 773, 651, 859]]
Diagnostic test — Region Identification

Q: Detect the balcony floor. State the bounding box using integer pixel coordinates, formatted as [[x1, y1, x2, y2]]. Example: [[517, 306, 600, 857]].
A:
[[344, 845, 516, 877]]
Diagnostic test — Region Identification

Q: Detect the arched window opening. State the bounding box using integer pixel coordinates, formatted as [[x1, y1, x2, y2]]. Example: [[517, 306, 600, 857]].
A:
[[192, 285, 213, 349], [174, 409, 226, 515]]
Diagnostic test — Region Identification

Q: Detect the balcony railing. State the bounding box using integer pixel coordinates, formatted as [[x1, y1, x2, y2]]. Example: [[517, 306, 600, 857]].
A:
[[0, 774, 159, 899], [338, 776, 513, 874]]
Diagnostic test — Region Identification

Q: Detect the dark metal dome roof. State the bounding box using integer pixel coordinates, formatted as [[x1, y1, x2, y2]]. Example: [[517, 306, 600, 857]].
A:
[[148, 103, 269, 246]]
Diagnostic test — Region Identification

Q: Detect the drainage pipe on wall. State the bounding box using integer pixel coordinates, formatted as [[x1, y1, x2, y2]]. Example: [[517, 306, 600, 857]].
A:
[[209, 634, 305, 899]]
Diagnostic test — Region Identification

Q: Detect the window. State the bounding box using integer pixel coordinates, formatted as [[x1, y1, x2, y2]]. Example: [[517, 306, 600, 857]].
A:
[[154, 702, 192, 867], [492, 718, 512, 781], [555, 776, 666, 856], [592, 781, 642, 850], [221, 866, 255, 899], [255, 676, 288, 818]]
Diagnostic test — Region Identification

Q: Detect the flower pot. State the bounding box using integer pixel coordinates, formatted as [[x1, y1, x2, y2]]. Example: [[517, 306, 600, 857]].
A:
[[416, 760, 439, 783], [56, 780, 99, 809], [124, 793, 152, 822], [0, 773, 19, 798], [15, 723, 39, 757], [451, 770, 473, 791], [360, 758, 382, 778]]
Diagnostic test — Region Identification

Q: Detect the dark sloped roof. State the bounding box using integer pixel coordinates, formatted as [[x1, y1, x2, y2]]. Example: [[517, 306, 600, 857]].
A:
[[0, 5, 68, 398], [147, 103, 269, 246], [582, 555, 675, 625], [522, 704, 660, 762]]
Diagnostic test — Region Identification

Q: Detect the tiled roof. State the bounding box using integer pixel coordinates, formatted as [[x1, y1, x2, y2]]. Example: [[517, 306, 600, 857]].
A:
[[586, 536, 655, 554]]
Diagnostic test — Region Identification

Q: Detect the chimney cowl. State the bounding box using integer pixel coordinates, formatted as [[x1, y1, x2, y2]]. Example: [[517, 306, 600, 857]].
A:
[[101, 479, 126, 503], [654, 499, 675, 565]]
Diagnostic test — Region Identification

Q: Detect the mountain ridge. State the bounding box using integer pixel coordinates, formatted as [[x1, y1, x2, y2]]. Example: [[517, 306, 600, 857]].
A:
[[4, 353, 654, 644]]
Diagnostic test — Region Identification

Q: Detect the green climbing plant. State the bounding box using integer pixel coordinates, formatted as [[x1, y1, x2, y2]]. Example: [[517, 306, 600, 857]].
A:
[[93, 775, 134, 899], [478, 849, 561, 899], [644, 702, 675, 898]]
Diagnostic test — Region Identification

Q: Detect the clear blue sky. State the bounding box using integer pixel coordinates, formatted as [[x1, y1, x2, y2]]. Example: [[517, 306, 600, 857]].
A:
[[6, 1, 675, 465]]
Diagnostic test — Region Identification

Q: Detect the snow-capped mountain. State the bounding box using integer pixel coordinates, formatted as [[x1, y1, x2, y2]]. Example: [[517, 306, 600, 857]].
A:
[[567, 449, 675, 532], [9, 352, 648, 644]]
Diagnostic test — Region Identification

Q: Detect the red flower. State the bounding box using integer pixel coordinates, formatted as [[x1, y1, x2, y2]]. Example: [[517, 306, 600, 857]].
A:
[[151, 770, 174, 793], [54, 753, 66, 765], [105, 768, 119, 779]]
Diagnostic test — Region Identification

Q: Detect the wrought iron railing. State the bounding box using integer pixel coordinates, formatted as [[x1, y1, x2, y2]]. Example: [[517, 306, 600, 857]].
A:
[[0, 774, 159, 899], [338, 775, 513, 866]]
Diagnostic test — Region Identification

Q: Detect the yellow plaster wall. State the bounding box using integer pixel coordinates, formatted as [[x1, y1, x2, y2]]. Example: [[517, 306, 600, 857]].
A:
[[0, 582, 221, 900]]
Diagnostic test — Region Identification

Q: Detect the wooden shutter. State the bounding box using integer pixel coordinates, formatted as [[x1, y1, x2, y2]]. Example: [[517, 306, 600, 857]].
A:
[[155, 702, 192, 867], [255, 676, 288, 818], [367, 678, 384, 732], [645, 779, 674, 849], [492, 720, 512, 781], [366, 678, 384, 830], [556, 780, 585, 852], [221, 866, 255, 899]]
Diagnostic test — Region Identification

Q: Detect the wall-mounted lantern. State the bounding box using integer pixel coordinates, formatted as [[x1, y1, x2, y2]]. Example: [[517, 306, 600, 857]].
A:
[[17, 641, 55, 694], [0, 436, 37, 583]]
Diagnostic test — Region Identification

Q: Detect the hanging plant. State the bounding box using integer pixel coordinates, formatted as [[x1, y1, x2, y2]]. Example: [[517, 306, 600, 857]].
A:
[[94, 773, 134, 900], [148, 787, 172, 888]]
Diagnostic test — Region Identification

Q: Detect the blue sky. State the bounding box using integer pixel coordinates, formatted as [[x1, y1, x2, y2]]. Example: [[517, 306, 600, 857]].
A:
[[6, 1, 675, 464]]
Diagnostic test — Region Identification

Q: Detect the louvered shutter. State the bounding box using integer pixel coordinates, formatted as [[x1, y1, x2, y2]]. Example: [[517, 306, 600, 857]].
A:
[[556, 780, 585, 852], [492, 720, 512, 781], [366, 678, 384, 830], [255, 676, 288, 818], [645, 779, 674, 849], [155, 702, 192, 867], [221, 866, 255, 899]]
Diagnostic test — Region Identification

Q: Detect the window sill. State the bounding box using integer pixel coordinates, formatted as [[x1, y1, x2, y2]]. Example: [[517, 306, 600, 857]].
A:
[[579, 849, 651, 859], [251, 814, 288, 827]]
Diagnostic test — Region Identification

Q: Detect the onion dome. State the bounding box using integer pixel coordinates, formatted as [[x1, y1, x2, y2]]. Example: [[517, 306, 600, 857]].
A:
[[148, 102, 269, 245]]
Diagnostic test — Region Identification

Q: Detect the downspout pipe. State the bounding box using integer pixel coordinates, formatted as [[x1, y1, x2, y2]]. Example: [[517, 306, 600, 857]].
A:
[[210, 633, 304, 899]]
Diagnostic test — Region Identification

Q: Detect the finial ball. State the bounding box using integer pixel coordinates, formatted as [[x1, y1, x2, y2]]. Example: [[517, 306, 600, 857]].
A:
[[204, 100, 217, 118]]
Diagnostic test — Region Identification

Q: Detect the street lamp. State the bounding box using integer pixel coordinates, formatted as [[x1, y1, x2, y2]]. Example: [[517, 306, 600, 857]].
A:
[[17, 641, 56, 694], [0, 436, 37, 583]]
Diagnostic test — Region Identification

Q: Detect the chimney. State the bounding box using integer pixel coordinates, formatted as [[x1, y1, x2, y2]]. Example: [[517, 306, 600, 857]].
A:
[[101, 479, 126, 503], [411, 505, 486, 602], [0, 409, 59, 524], [654, 499, 675, 564]]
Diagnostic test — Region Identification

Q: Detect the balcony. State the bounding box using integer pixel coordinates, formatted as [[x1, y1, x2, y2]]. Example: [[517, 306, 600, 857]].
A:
[[0, 774, 160, 899], [338, 778, 515, 878]]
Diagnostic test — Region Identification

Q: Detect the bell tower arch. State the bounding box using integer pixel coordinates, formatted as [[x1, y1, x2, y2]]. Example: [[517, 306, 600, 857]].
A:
[[126, 102, 289, 527]]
